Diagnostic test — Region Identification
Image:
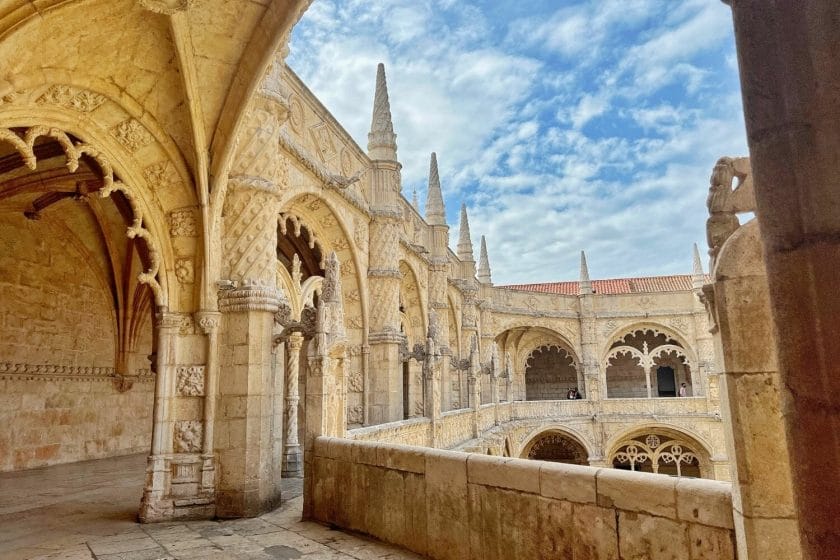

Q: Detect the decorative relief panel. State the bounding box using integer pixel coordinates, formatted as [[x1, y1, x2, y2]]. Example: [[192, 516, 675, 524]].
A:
[[144, 161, 181, 193], [167, 208, 198, 237], [36, 85, 106, 112], [309, 122, 336, 163], [348, 370, 363, 392], [175, 258, 194, 284], [347, 404, 364, 424], [176, 366, 205, 396], [288, 96, 305, 133], [111, 118, 153, 152], [174, 421, 202, 453]]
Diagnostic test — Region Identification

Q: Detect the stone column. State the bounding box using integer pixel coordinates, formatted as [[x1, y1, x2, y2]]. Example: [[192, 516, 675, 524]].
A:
[[726, 2, 840, 557], [281, 332, 304, 477], [644, 366, 653, 399], [213, 54, 290, 517], [197, 311, 221, 494], [578, 295, 600, 401], [139, 309, 181, 521], [367, 210, 403, 424], [708, 221, 801, 560]]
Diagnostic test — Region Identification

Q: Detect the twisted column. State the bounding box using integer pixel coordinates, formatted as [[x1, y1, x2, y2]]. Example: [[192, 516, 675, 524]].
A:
[[282, 332, 304, 477]]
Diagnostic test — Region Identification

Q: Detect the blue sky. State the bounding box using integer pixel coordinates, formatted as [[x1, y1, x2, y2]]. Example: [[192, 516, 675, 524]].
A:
[[288, 0, 748, 284]]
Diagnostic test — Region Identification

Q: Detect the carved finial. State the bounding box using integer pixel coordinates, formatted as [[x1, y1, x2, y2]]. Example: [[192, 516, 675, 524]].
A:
[[579, 250, 593, 295], [425, 152, 446, 225], [692, 243, 705, 288], [367, 63, 398, 161], [477, 235, 492, 284], [412, 187, 419, 210], [457, 203, 474, 262]]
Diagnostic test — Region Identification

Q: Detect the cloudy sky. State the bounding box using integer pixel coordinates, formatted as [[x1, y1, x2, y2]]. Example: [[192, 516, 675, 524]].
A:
[[288, 0, 748, 285]]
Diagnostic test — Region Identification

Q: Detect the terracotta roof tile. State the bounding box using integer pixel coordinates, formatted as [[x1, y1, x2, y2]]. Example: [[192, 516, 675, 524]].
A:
[[501, 274, 708, 295]]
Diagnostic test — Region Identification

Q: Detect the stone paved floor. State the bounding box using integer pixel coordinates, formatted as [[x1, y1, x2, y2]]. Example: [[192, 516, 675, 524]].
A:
[[0, 454, 424, 560]]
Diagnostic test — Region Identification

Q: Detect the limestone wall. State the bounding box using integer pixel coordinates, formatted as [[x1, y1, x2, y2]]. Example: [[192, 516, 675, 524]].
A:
[[350, 417, 430, 447], [0, 376, 154, 471], [311, 437, 735, 560]]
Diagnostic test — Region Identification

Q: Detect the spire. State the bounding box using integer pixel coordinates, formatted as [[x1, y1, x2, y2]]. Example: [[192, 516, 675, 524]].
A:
[[412, 187, 419, 210], [692, 243, 706, 288], [457, 203, 474, 262], [477, 235, 492, 284], [425, 152, 446, 225], [579, 250, 593, 295], [367, 63, 397, 161]]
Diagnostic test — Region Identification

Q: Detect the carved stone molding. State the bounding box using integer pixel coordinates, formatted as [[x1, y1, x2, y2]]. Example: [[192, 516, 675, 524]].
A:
[[0, 362, 154, 382]]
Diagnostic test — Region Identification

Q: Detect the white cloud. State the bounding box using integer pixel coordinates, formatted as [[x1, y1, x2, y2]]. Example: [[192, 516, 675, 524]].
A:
[[289, 0, 747, 284]]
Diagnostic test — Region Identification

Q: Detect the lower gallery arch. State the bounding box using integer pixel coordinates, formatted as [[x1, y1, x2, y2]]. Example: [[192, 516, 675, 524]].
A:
[[607, 426, 713, 478], [520, 429, 589, 465], [0, 125, 163, 472]]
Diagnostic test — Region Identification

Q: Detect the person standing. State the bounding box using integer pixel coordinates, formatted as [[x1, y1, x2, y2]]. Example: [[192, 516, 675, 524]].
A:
[[678, 383, 687, 397]]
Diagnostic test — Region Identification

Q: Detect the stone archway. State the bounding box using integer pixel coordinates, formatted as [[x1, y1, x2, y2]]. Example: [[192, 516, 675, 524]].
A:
[[604, 326, 694, 399], [608, 427, 712, 478], [521, 430, 589, 465], [0, 125, 169, 480]]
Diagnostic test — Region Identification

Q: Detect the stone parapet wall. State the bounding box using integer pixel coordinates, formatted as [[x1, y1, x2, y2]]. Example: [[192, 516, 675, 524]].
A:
[[349, 417, 431, 447], [0, 377, 154, 471], [437, 409, 475, 449], [310, 437, 735, 560]]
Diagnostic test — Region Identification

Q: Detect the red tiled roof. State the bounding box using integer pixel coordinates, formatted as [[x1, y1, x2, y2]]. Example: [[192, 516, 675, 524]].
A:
[[501, 274, 708, 295]]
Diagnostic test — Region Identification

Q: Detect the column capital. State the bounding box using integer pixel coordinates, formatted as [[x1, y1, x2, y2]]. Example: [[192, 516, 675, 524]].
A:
[[195, 311, 222, 335], [218, 282, 285, 313]]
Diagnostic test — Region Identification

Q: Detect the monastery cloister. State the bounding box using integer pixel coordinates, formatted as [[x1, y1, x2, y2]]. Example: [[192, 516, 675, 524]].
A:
[[0, 1, 837, 559]]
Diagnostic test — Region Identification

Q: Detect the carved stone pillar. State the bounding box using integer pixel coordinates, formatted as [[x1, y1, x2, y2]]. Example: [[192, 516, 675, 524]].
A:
[[282, 332, 304, 477], [302, 254, 347, 519], [367, 205, 404, 424], [196, 311, 221, 494], [213, 57, 290, 517], [726, 3, 839, 557], [139, 309, 181, 522]]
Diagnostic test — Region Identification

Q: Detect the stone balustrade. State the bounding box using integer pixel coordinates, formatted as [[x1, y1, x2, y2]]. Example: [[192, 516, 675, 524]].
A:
[[347, 396, 715, 452], [310, 437, 735, 560]]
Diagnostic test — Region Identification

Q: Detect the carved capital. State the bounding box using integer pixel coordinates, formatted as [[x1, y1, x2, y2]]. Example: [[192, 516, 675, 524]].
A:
[[195, 311, 221, 335], [218, 283, 284, 313]]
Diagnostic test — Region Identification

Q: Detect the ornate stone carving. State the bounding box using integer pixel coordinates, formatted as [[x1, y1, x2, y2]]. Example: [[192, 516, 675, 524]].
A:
[[36, 85, 106, 112], [288, 95, 305, 132], [175, 258, 194, 284], [348, 370, 363, 392], [347, 404, 364, 424], [111, 118, 153, 152], [176, 366, 205, 396], [168, 208, 198, 237], [143, 161, 180, 192], [174, 421, 202, 453], [340, 148, 353, 176], [706, 156, 754, 259]]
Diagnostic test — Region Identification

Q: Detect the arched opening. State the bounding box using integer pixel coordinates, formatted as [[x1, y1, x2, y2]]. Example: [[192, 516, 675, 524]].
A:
[[0, 126, 161, 472], [609, 429, 710, 478], [522, 430, 588, 465], [605, 327, 693, 398], [525, 345, 579, 400]]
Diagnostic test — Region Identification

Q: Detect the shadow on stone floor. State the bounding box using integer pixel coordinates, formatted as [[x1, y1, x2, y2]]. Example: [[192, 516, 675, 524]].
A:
[[0, 454, 424, 560]]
